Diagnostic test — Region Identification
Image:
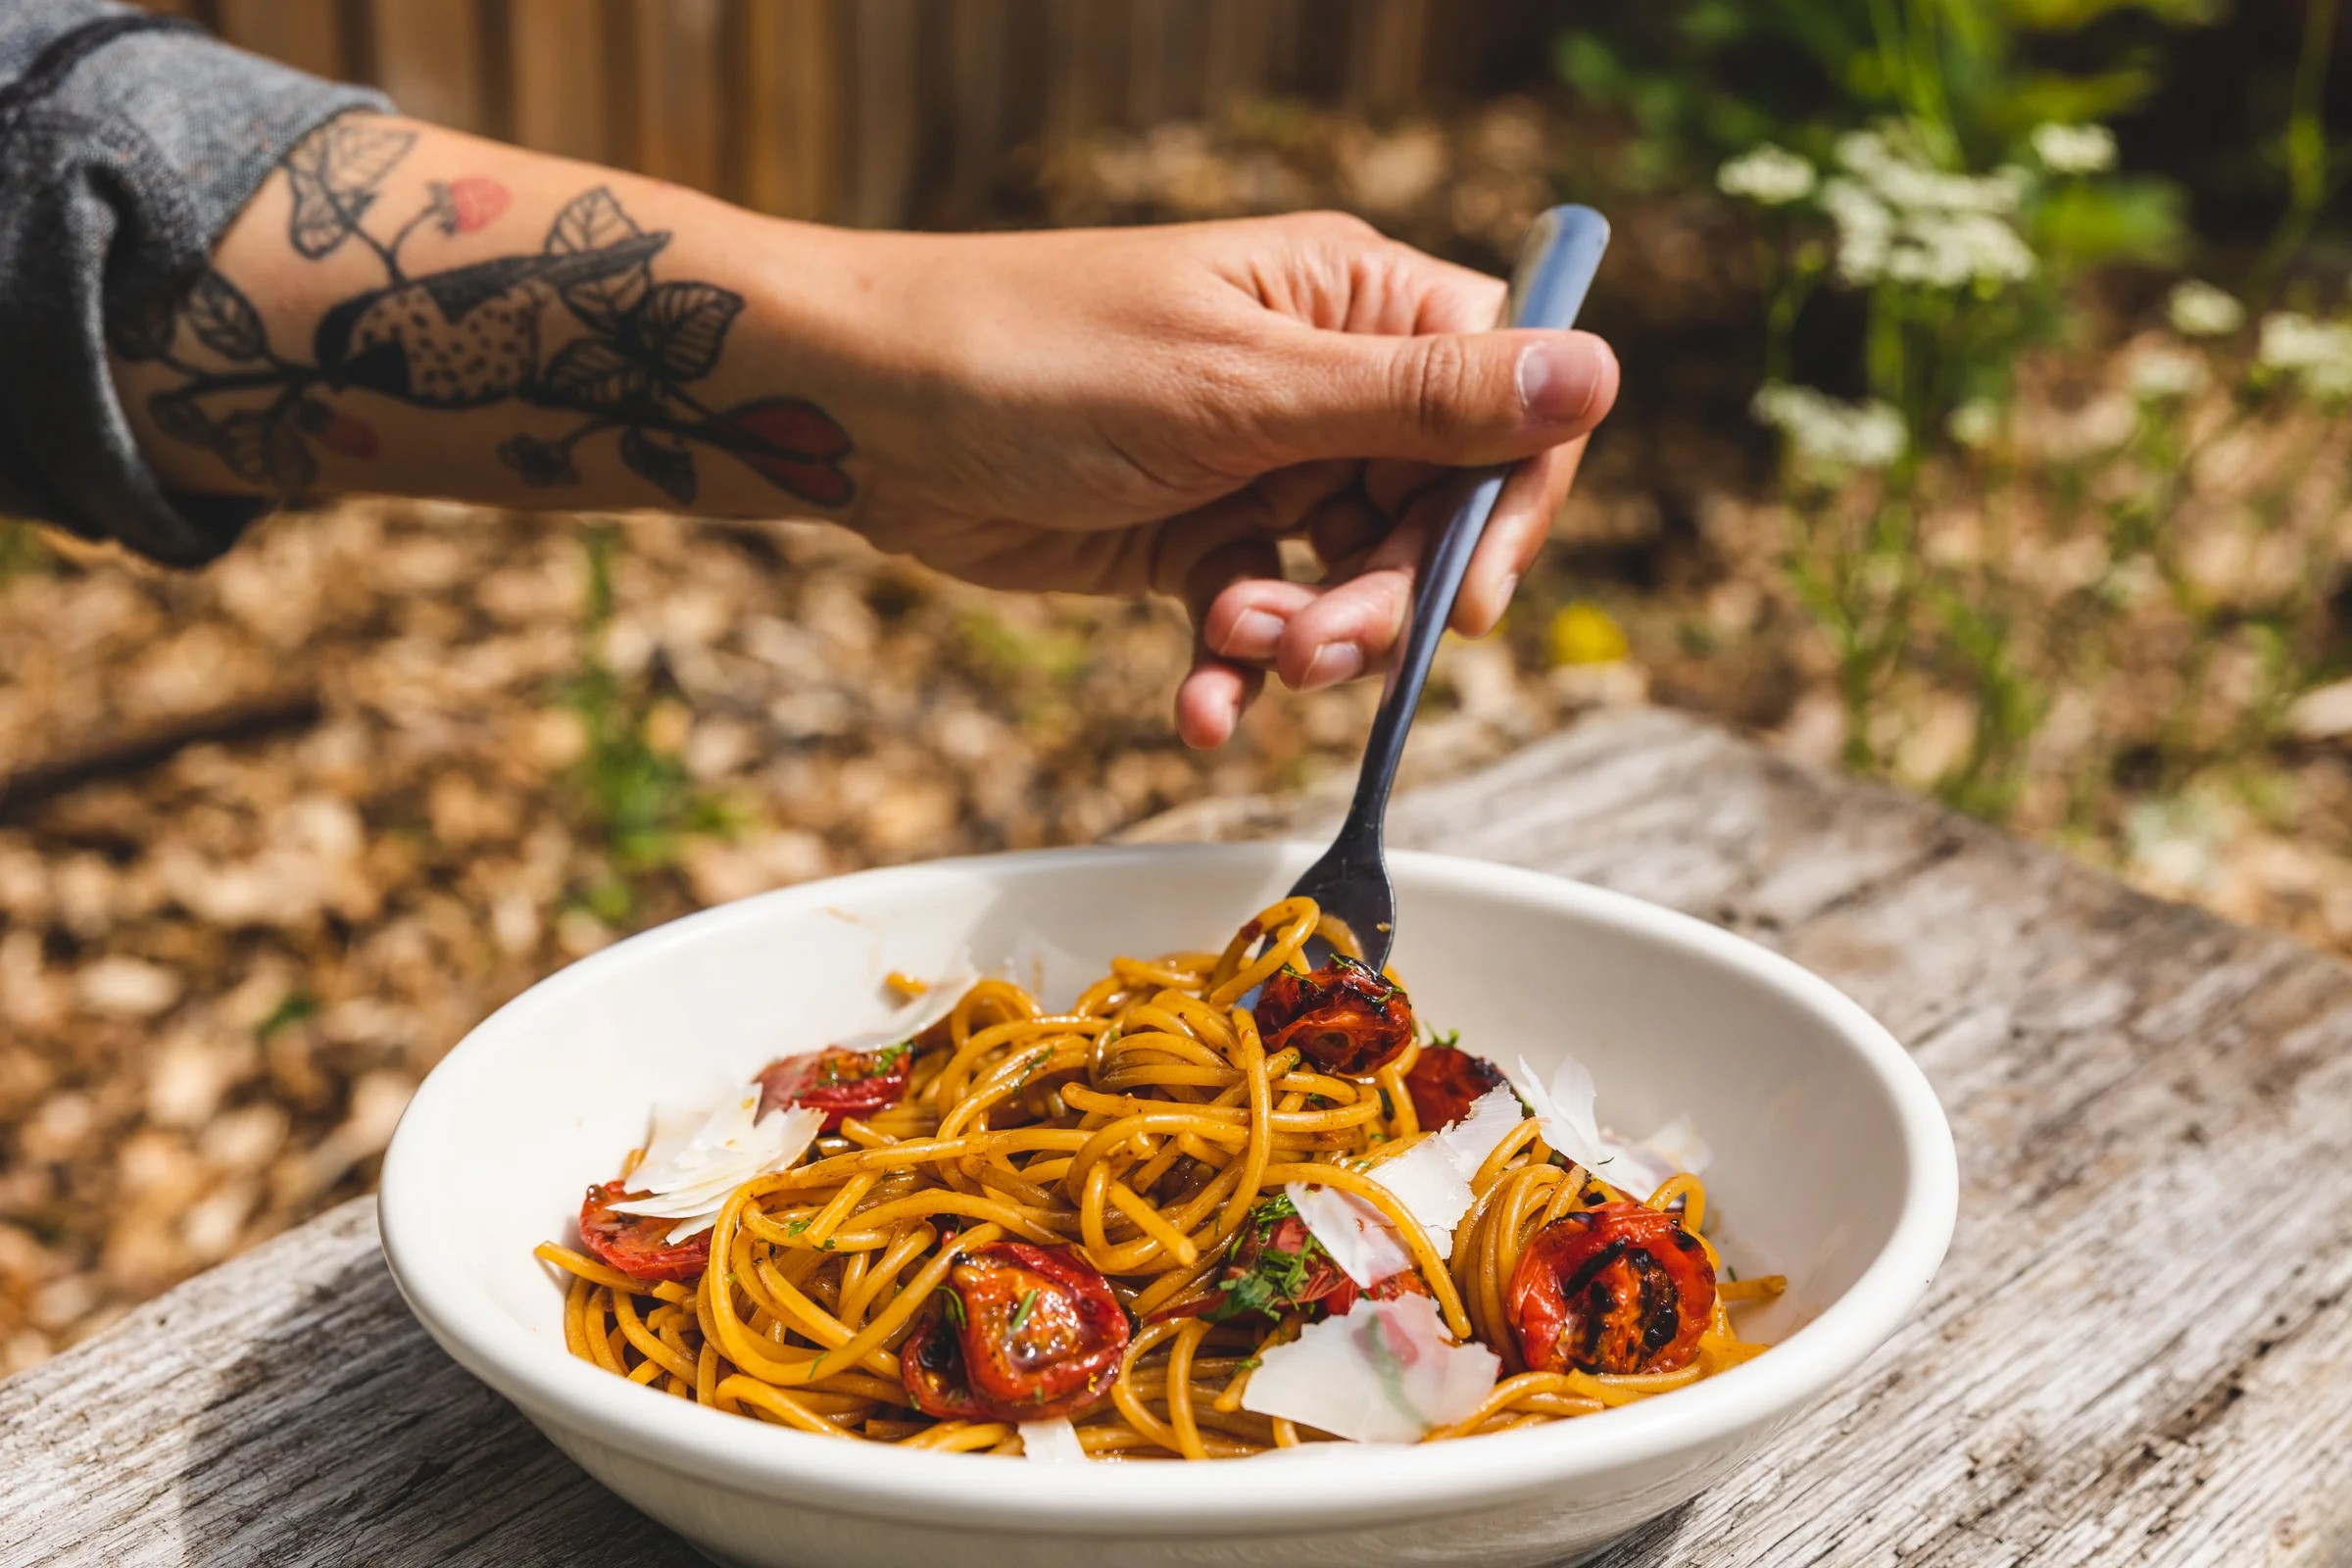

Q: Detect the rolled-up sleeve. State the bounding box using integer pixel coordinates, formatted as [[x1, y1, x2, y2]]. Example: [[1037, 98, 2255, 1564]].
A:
[[0, 0, 389, 564]]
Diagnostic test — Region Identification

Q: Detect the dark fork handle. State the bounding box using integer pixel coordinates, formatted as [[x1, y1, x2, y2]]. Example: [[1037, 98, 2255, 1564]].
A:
[[1333, 208, 1613, 891]]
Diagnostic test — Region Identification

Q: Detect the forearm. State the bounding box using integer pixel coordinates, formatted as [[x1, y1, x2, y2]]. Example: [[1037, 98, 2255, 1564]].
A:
[[112, 115, 882, 520]]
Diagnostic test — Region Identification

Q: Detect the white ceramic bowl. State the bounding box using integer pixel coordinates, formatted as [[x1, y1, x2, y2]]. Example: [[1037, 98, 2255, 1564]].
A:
[[380, 843, 1955, 1568]]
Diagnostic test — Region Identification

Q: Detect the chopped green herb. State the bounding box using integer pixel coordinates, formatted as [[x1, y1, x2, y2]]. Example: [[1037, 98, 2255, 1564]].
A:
[[783, 1217, 811, 1237], [937, 1285, 967, 1328], [1008, 1287, 1041, 1335]]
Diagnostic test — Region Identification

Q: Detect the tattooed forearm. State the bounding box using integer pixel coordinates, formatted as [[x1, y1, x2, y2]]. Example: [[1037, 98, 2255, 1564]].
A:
[[116, 115, 853, 508]]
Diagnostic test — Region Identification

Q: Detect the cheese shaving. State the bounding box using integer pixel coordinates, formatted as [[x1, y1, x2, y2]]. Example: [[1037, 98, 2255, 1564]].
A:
[[609, 1094, 825, 1242], [832, 956, 978, 1054], [1507, 1054, 1712, 1200], [1016, 1417, 1088, 1463], [1240, 1296, 1499, 1444], [1283, 1182, 1412, 1288], [1356, 1083, 1525, 1259]]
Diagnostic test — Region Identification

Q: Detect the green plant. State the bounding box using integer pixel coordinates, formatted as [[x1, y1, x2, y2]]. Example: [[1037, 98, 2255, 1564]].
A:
[[1560, 0, 2194, 274], [1714, 1, 2347, 836], [562, 523, 733, 921]]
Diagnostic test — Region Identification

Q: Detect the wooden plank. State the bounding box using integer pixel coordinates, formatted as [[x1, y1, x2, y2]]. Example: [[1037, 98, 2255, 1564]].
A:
[[1201, 0, 1279, 112], [6, 708, 2350, 1564], [627, 0, 727, 194], [212, 0, 347, 79], [0, 1200, 696, 1568], [1346, 0, 1425, 116], [841, 0, 922, 228], [934, 0, 1010, 226], [368, 0, 488, 133], [508, 0, 616, 167], [738, 0, 840, 220]]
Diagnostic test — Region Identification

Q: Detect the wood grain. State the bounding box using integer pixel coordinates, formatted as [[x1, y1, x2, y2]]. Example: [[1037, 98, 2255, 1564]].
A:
[[7, 708, 2349, 1565]]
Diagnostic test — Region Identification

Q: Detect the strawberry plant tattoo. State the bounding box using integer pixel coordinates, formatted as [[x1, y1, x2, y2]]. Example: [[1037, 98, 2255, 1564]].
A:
[[112, 116, 854, 508]]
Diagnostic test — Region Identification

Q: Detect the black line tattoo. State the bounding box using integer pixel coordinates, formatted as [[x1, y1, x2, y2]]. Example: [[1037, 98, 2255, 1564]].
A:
[[113, 116, 855, 508]]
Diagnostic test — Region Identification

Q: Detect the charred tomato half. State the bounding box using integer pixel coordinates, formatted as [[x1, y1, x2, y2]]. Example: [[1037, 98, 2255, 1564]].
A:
[[1252, 956, 1415, 1077], [1402, 1039, 1507, 1129], [756, 1041, 914, 1131], [1159, 1195, 1425, 1324], [1505, 1200, 1716, 1376], [577, 1180, 710, 1284], [901, 1242, 1130, 1422]]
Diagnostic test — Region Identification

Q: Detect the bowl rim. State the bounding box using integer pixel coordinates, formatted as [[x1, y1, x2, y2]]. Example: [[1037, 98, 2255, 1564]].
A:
[[380, 841, 1958, 1533]]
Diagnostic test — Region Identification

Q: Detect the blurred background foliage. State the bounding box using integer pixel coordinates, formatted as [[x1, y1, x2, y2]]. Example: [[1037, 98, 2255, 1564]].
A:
[[0, 0, 2346, 1373]]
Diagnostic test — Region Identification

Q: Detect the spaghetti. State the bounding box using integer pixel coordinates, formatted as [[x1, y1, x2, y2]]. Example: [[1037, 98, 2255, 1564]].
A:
[[537, 897, 1784, 1458]]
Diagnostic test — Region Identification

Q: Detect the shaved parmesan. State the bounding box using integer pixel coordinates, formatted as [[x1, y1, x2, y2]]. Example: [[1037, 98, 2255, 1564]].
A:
[[1599, 1113, 1716, 1199], [610, 1092, 825, 1242], [1435, 1083, 1526, 1178], [1240, 1296, 1499, 1444], [833, 956, 978, 1054], [1017, 1417, 1088, 1463], [1508, 1053, 1625, 1187], [1284, 1182, 1412, 1288], [1355, 1141, 1471, 1259], [1506, 1054, 1712, 1200], [1346, 1083, 1526, 1262]]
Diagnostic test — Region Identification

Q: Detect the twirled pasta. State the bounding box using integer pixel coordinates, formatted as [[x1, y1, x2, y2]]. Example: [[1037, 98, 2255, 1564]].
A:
[[538, 897, 1783, 1458]]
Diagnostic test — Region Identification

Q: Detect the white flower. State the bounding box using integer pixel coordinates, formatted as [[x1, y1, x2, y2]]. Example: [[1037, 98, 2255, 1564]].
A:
[[2258, 312, 2352, 402], [2167, 280, 2244, 338], [1718, 144, 1817, 206], [1821, 176, 1893, 283], [1947, 398, 2002, 449], [1751, 382, 1908, 471], [2128, 347, 2207, 402], [2031, 122, 2118, 174], [1820, 127, 2035, 289]]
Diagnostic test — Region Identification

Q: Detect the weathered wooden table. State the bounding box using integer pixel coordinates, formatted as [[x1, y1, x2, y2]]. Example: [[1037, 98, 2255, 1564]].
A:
[[6, 708, 2349, 1567]]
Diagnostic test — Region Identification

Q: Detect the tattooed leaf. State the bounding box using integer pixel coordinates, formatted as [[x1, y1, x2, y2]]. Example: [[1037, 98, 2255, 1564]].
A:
[[631, 282, 743, 382], [547, 187, 653, 330], [184, 271, 269, 362], [620, 427, 699, 506], [285, 119, 416, 259], [107, 288, 178, 363], [218, 410, 316, 494], [547, 187, 641, 256], [497, 433, 580, 488], [542, 338, 652, 411], [288, 168, 365, 260], [147, 393, 219, 453]]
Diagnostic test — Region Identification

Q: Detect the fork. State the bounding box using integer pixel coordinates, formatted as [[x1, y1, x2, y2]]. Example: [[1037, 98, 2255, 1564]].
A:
[[1278, 204, 1611, 974]]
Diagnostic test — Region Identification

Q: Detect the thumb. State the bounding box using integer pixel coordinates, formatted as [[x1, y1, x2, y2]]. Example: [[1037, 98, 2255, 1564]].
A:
[[1252, 326, 1619, 467]]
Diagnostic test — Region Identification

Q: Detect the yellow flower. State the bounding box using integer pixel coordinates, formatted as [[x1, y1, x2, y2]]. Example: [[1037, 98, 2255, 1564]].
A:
[[1548, 602, 1629, 666]]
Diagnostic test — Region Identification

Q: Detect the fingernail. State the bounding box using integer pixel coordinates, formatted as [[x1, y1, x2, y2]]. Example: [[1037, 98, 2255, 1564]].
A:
[[1299, 642, 1365, 691], [1224, 609, 1283, 659], [1517, 337, 1605, 427]]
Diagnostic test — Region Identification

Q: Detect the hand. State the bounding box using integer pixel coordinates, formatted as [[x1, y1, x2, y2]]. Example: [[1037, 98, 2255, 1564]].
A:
[[115, 113, 1613, 749], [822, 213, 1620, 746]]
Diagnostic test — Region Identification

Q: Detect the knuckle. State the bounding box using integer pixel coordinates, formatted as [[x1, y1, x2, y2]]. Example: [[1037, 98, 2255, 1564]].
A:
[[1400, 334, 1478, 443]]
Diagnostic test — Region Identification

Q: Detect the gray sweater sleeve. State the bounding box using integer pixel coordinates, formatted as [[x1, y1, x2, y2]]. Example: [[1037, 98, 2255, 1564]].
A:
[[0, 1, 389, 564]]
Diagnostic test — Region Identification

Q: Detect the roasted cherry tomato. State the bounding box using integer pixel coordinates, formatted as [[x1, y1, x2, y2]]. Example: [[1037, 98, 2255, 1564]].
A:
[[756, 1042, 913, 1130], [1402, 1041, 1507, 1129], [901, 1242, 1130, 1421], [577, 1180, 710, 1284], [1252, 956, 1414, 1077], [1159, 1197, 1424, 1323], [1506, 1200, 1716, 1376]]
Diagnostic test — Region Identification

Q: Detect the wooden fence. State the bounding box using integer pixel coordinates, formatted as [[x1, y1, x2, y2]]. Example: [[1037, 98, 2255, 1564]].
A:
[[133, 1, 1557, 228]]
